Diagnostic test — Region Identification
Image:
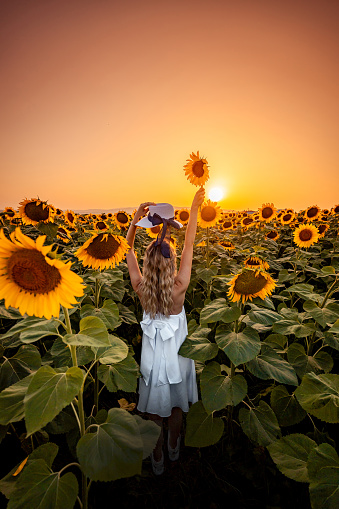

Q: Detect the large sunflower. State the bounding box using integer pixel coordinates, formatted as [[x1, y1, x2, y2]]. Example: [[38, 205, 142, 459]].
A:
[[280, 211, 295, 225], [258, 203, 277, 223], [19, 198, 55, 226], [227, 268, 276, 303], [176, 209, 190, 225], [304, 205, 321, 221], [75, 232, 130, 270], [198, 200, 223, 228], [0, 228, 84, 319], [293, 223, 319, 248], [183, 151, 209, 186], [114, 211, 130, 229]]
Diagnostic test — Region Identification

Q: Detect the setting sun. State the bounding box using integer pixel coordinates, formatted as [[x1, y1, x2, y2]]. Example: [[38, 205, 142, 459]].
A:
[[208, 187, 224, 202]]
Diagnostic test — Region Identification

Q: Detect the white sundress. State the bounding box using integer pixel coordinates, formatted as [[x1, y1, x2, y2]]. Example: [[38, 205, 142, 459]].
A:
[[137, 306, 198, 418]]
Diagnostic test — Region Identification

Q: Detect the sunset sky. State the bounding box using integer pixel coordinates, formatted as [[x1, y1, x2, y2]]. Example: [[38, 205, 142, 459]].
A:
[[1, 0, 338, 212]]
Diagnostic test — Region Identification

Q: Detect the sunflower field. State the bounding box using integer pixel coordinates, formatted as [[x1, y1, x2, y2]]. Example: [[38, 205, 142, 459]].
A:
[[0, 194, 339, 509]]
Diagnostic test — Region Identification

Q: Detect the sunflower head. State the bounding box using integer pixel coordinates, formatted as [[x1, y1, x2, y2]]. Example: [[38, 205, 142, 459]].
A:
[[280, 212, 295, 225], [183, 151, 209, 186], [94, 220, 109, 232], [244, 256, 270, 270], [221, 219, 234, 230], [227, 268, 276, 303], [293, 223, 320, 248], [265, 230, 279, 241], [0, 228, 84, 319], [304, 205, 321, 221], [177, 209, 190, 225], [57, 226, 72, 244], [114, 211, 130, 229], [331, 205, 339, 215], [241, 216, 255, 228], [219, 240, 235, 250], [198, 199, 223, 228], [75, 232, 130, 270], [258, 203, 277, 223], [317, 223, 329, 238], [19, 198, 56, 226], [4, 207, 17, 219], [147, 225, 163, 239], [64, 210, 77, 227]]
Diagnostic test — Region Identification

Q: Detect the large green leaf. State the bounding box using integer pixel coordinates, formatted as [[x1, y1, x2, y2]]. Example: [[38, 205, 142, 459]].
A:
[[215, 325, 261, 366], [248, 305, 281, 326], [201, 361, 247, 413], [328, 319, 339, 334], [195, 266, 218, 284], [80, 299, 121, 330], [50, 338, 94, 368], [286, 283, 320, 302], [287, 343, 333, 379], [200, 298, 241, 324], [185, 401, 224, 447], [267, 433, 317, 483], [303, 300, 339, 328], [92, 334, 129, 364], [0, 375, 33, 425], [294, 373, 339, 423], [1, 317, 59, 341], [76, 408, 158, 481], [63, 316, 110, 347], [131, 414, 161, 460], [272, 319, 315, 338], [270, 385, 306, 426], [0, 345, 41, 391], [239, 400, 281, 447], [179, 327, 218, 361], [245, 344, 298, 385], [117, 303, 138, 324], [308, 443, 339, 509], [97, 353, 139, 392], [24, 366, 84, 435], [7, 459, 78, 509]]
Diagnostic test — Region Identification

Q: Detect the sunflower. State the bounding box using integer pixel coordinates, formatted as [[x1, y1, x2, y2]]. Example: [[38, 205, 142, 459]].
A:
[[114, 211, 130, 229], [219, 240, 235, 250], [304, 205, 321, 221], [198, 200, 223, 228], [241, 216, 255, 228], [75, 232, 130, 270], [317, 223, 329, 238], [265, 230, 279, 241], [280, 211, 295, 225], [177, 209, 190, 225], [293, 223, 320, 248], [244, 255, 269, 270], [183, 151, 209, 186], [227, 268, 276, 303], [221, 219, 234, 231], [331, 205, 339, 215], [94, 220, 109, 232], [4, 207, 17, 219], [64, 210, 77, 227], [57, 226, 72, 244], [19, 198, 55, 226], [258, 203, 277, 223], [0, 228, 84, 319], [147, 225, 163, 239]]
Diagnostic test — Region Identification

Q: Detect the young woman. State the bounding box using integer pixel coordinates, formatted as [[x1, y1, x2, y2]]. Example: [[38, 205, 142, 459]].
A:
[[125, 187, 205, 474]]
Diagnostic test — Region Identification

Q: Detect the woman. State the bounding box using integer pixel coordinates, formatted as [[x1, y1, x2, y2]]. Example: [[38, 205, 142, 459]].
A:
[[126, 187, 205, 474]]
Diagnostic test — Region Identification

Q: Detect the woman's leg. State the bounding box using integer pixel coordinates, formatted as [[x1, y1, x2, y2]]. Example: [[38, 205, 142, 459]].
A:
[[148, 413, 164, 461], [168, 406, 182, 448]]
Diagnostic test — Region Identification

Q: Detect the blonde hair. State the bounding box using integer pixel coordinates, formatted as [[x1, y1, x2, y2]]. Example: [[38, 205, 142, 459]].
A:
[[139, 240, 177, 318]]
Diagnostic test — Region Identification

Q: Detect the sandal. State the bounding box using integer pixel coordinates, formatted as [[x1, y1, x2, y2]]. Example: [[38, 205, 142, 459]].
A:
[[150, 450, 164, 475], [168, 434, 181, 461]]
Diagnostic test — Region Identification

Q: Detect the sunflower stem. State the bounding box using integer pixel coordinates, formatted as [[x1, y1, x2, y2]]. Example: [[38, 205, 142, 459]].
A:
[[95, 276, 101, 308], [320, 276, 338, 309], [206, 227, 210, 268]]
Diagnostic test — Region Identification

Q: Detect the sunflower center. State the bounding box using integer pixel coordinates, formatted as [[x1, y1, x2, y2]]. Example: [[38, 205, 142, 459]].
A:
[[234, 271, 268, 296], [192, 160, 205, 177], [306, 207, 318, 218], [299, 229, 312, 241], [7, 249, 61, 294], [86, 234, 120, 259], [243, 217, 253, 225], [223, 221, 232, 228], [25, 202, 49, 221], [67, 213, 75, 223], [58, 227, 67, 235], [179, 211, 189, 221], [6, 210, 15, 217], [267, 231, 277, 239], [151, 225, 161, 234], [318, 225, 327, 234], [117, 213, 128, 224], [201, 206, 217, 222], [262, 207, 274, 219], [96, 221, 107, 230], [283, 214, 292, 221], [334, 206, 339, 214]]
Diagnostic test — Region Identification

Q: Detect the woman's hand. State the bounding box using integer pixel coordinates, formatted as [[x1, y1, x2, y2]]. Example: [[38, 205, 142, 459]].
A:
[[191, 187, 205, 210], [132, 202, 156, 225]]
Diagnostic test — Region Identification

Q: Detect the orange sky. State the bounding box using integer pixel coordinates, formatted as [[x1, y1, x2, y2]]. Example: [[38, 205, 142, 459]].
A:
[[1, 0, 338, 212]]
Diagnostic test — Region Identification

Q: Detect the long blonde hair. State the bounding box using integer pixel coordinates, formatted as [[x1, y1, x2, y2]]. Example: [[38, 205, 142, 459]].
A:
[[139, 240, 177, 318]]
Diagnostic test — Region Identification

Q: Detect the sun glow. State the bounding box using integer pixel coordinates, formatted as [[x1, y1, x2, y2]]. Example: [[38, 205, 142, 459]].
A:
[[208, 186, 224, 202]]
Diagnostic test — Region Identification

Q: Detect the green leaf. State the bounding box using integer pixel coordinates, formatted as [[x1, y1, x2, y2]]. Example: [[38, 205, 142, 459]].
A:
[[92, 334, 129, 364], [215, 325, 261, 366], [303, 300, 339, 328], [287, 283, 320, 301], [201, 362, 247, 413], [287, 343, 333, 379], [239, 400, 281, 447], [50, 338, 94, 368], [270, 385, 306, 426], [267, 433, 317, 483], [76, 408, 149, 481], [117, 303, 138, 324], [0, 345, 41, 391], [200, 298, 241, 324], [320, 266, 336, 275], [63, 316, 110, 347], [80, 299, 121, 330], [308, 443, 339, 509], [179, 327, 218, 361], [24, 366, 84, 435], [1, 317, 59, 341], [185, 401, 224, 447], [37, 221, 60, 239], [0, 375, 33, 425], [263, 333, 288, 352], [323, 332, 339, 351], [246, 344, 298, 386], [294, 373, 339, 423], [196, 266, 218, 283], [134, 415, 162, 460], [272, 319, 315, 338], [97, 353, 139, 392], [248, 306, 281, 326], [0, 306, 24, 320], [7, 459, 78, 509], [328, 319, 339, 334]]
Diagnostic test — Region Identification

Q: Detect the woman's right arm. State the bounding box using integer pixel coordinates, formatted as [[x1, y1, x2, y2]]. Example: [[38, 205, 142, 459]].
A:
[[175, 187, 205, 290]]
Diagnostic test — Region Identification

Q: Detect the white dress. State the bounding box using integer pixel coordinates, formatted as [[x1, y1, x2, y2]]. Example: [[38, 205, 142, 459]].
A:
[[137, 306, 198, 417]]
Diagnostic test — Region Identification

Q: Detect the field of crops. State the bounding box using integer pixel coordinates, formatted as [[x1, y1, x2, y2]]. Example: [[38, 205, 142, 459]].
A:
[[0, 195, 338, 509]]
